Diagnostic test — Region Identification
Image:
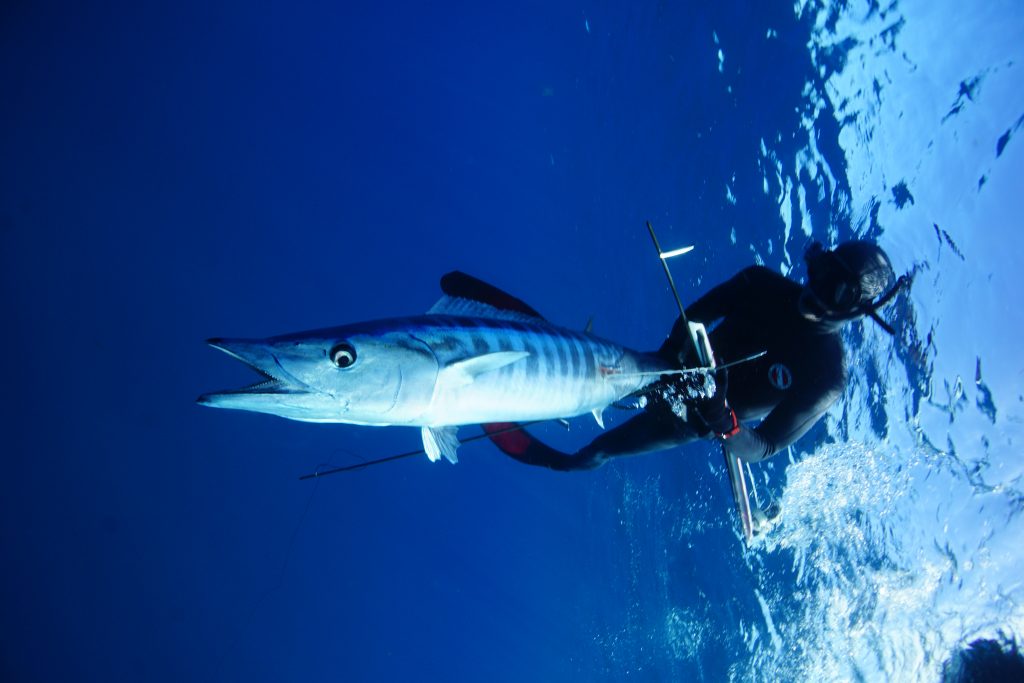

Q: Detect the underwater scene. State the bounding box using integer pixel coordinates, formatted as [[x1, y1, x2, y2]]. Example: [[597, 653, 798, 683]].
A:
[[2, 1, 1022, 681]]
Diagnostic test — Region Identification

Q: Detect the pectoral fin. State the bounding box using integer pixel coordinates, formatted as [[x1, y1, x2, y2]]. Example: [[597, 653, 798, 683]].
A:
[[438, 351, 530, 390], [422, 426, 461, 464], [592, 408, 605, 429]]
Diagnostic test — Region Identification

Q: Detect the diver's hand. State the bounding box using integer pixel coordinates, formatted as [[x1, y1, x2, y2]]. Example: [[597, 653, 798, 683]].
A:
[[694, 367, 739, 438]]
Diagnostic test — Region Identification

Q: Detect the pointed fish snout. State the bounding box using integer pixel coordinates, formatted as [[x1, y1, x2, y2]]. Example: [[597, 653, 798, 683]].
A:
[[199, 334, 328, 419], [206, 337, 247, 353], [198, 337, 292, 406], [206, 338, 274, 366], [201, 337, 287, 387]]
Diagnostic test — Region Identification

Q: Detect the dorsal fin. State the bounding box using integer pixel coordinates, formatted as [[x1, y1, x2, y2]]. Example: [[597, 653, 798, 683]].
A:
[[427, 295, 545, 323], [439, 271, 546, 319]]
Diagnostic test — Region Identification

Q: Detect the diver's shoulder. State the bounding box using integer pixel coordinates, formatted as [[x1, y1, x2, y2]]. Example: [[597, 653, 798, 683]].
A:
[[797, 322, 845, 370], [736, 265, 801, 293], [738, 265, 793, 283], [824, 335, 848, 386], [797, 335, 846, 400]]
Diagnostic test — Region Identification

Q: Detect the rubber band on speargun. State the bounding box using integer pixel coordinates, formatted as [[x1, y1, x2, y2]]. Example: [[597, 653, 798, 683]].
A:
[[609, 349, 768, 380]]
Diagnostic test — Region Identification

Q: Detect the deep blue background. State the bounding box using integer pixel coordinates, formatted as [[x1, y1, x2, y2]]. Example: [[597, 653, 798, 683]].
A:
[[1, 2, 837, 681]]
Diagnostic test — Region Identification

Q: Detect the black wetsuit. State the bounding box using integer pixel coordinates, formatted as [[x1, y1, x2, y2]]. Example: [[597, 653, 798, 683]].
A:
[[487, 266, 847, 470]]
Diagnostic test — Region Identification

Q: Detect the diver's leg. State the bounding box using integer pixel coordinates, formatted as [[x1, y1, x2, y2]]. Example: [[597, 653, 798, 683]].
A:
[[486, 410, 703, 472], [483, 422, 600, 471], [578, 408, 704, 466]]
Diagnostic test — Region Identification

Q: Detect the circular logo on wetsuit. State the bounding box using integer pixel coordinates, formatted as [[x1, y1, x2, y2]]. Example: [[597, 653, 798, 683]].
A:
[[768, 363, 792, 390]]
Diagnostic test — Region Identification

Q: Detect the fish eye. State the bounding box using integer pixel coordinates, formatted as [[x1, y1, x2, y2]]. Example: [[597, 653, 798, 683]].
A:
[[329, 343, 357, 368]]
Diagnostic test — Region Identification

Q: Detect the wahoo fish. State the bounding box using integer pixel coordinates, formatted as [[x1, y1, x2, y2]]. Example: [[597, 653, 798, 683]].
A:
[[198, 272, 672, 463]]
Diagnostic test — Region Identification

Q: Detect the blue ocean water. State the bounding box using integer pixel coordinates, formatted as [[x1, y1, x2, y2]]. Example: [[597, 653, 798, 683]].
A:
[[2, 1, 1022, 681]]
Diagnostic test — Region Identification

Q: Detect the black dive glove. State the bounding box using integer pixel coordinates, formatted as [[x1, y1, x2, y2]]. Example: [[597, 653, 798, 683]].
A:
[[694, 366, 739, 438]]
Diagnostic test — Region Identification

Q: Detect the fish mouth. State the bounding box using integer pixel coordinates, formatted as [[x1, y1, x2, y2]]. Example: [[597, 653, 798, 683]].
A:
[[197, 338, 307, 404]]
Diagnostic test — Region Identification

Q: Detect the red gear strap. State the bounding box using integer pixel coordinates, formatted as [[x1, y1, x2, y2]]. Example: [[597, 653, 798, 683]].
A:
[[482, 422, 533, 455], [720, 407, 740, 439]]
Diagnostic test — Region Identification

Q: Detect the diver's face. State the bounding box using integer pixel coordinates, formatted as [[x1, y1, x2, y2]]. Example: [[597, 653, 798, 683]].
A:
[[802, 246, 862, 319], [798, 286, 828, 321], [799, 279, 866, 325]]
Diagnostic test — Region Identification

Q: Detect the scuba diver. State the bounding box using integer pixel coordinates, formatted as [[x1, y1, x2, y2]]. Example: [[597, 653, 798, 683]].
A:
[[485, 240, 908, 472]]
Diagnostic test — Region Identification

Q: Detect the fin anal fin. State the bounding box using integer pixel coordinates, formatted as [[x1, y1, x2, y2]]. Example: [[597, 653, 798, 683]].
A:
[[422, 426, 460, 464]]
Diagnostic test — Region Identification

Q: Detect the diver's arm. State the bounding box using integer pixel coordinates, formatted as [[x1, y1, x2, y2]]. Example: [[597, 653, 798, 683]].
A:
[[721, 385, 842, 463], [659, 267, 766, 360], [719, 427, 775, 463], [685, 266, 766, 323]]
